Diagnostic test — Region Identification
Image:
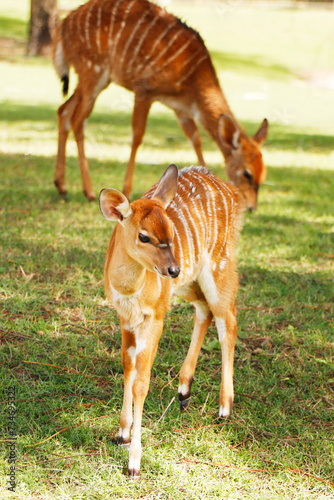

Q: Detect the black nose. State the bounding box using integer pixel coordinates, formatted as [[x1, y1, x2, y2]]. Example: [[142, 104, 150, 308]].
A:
[[168, 266, 180, 278]]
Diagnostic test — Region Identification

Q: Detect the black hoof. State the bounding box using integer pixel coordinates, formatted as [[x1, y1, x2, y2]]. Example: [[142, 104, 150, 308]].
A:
[[83, 190, 96, 202], [128, 468, 140, 479], [179, 396, 191, 412], [59, 192, 68, 202]]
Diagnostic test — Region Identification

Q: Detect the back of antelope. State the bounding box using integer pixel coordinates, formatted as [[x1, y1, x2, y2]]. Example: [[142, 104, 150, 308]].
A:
[[100, 164, 244, 476], [53, 0, 268, 209]]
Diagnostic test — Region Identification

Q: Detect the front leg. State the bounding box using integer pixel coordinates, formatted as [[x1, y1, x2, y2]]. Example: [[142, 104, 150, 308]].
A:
[[119, 321, 136, 447], [127, 317, 163, 477]]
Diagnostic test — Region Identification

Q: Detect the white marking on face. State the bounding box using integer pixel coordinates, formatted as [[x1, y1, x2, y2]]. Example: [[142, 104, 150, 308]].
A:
[[94, 64, 101, 73], [212, 263, 217, 272]]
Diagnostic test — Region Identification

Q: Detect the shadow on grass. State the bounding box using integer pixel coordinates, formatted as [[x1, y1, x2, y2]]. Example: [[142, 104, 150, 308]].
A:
[[1, 100, 334, 154]]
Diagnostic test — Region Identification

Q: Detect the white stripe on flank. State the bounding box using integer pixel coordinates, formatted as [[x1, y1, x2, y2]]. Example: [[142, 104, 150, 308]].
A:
[[177, 180, 202, 261], [206, 184, 218, 256], [96, 5, 102, 53], [173, 193, 196, 271], [111, 0, 137, 65], [167, 207, 184, 273], [85, 2, 95, 49], [77, 7, 86, 44], [136, 18, 179, 74], [176, 53, 208, 87], [127, 14, 159, 74], [108, 0, 123, 50], [155, 36, 194, 73], [145, 28, 183, 73], [178, 176, 206, 245], [188, 170, 209, 242], [209, 175, 229, 250], [120, 10, 149, 70]]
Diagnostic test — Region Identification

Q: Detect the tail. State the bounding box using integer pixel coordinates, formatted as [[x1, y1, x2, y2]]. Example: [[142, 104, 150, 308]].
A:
[[52, 25, 70, 97]]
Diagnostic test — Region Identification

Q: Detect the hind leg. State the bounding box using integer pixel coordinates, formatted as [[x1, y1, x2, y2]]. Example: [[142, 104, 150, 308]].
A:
[[178, 300, 212, 411], [215, 305, 238, 419], [55, 93, 79, 197], [70, 88, 98, 201]]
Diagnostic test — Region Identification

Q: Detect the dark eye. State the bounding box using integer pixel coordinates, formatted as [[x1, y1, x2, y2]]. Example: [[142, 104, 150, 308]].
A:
[[243, 170, 252, 181], [139, 233, 150, 243]]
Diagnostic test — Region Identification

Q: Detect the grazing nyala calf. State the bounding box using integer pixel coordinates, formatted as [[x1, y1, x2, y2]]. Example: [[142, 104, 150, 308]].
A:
[[53, 0, 268, 209], [100, 164, 244, 476]]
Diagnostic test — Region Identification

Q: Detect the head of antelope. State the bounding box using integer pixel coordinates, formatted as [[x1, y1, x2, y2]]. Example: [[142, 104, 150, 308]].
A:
[[100, 164, 180, 279], [218, 114, 268, 211]]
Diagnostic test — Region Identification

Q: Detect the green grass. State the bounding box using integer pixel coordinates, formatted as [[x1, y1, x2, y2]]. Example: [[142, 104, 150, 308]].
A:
[[1, 1, 334, 499]]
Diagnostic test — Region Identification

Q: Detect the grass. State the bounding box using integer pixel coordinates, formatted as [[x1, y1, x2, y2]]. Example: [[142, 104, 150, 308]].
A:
[[1, 1, 334, 499]]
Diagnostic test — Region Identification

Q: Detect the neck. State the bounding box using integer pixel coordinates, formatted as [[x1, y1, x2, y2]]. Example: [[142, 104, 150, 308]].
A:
[[193, 64, 240, 145], [105, 226, 146, 296]]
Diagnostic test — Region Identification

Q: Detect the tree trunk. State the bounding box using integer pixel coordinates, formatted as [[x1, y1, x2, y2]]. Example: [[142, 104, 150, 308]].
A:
[[28, 0, 58, 56]]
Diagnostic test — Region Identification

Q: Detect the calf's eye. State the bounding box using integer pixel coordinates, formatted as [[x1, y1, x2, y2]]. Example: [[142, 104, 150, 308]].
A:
[[139, 233, 150, 243]]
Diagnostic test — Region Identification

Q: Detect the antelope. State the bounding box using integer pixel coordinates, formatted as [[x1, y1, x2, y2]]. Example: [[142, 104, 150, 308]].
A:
[[100, 164, 244, 476], [53, 0, 268, 210]]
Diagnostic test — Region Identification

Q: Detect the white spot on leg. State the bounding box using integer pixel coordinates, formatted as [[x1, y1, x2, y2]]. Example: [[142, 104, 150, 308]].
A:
[[219, 405, 230, 418], [119, 427, 130, 441], [216, 318, 226, 342], [178, 383, 188, 396], [127, 346, 136, 364]]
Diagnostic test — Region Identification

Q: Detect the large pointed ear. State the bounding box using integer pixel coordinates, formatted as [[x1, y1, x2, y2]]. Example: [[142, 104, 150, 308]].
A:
[[99, 189, 132, 225], [253, 118, 268, 145], [218, 114, 240, 154], [152, 164, 179, 209]]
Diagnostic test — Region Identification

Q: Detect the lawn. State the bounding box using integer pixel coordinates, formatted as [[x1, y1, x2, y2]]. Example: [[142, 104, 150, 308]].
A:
[[0, 1, 333, 499]]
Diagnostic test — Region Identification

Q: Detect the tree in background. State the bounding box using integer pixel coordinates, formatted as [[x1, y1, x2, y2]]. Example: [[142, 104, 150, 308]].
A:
[[28, 0, 58, 56]]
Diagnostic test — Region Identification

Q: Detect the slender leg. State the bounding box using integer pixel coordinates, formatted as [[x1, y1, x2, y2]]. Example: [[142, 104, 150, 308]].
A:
[[70, 90, 97, 201], [119, 322, 136, 446], [215, 305, 238, 419], [127, 318, 163, 477], [122, 95, 152, 199], [54, 93, 78, 197], [174, 111, 206, 167], [178, 301, 212, 411]]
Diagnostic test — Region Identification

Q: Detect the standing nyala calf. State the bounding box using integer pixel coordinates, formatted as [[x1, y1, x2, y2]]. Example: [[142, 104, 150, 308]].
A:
[[53, 0, 268, 209], [100, 164, 244, 476]]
